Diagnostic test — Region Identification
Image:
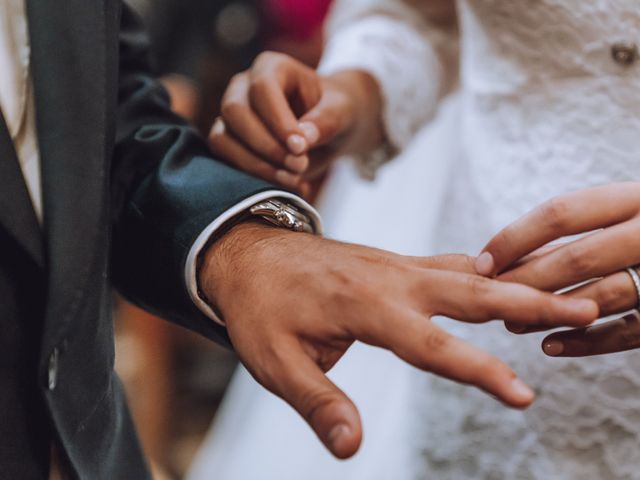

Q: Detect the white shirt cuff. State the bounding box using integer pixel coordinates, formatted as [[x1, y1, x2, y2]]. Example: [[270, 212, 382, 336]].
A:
[[184, 190, 323, 326]]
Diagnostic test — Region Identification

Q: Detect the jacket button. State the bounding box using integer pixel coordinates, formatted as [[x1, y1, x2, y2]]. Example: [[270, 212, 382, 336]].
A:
[[611, 43, 638, 66], [48, 348, 59, 390]]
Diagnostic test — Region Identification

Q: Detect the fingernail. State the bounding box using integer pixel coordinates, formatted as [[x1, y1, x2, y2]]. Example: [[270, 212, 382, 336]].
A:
[[510, 378, 534, 400], [275, 169, 300, 188], [475, 252, 495, 276], [543, 339, 564, 356], [327, 424, 350, 453], [287, 134, 307, 155], [298, 121, 320, 144], [284, 154, 309, 173]]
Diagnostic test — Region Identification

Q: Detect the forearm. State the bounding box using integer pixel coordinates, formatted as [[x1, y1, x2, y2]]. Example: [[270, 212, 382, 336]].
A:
[[323, 69, 384, 157], [319, 0, 459, 152]]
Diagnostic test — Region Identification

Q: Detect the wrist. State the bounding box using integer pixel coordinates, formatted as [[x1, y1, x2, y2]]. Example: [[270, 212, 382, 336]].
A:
[[198, 221, 295, 320], [325, 69, 383, 153]]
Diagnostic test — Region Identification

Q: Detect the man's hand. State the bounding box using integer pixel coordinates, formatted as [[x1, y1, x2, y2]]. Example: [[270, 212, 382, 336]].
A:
[[200, 223, 597, 459]]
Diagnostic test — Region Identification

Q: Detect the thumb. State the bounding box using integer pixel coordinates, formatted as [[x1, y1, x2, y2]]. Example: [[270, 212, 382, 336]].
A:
[[266, 345, 362, 458], [297, 91, 353, 150]]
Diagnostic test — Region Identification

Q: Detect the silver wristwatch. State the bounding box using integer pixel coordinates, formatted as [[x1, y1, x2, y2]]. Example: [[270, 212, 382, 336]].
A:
[[249, 199, 314, 234]]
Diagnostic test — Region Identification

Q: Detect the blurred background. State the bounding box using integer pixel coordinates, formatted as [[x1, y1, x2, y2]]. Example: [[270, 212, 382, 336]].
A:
[[115, 1, 333, 478]]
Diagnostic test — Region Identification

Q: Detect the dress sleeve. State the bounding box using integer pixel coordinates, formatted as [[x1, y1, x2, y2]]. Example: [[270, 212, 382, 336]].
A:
[[318, 0, 459, 178]]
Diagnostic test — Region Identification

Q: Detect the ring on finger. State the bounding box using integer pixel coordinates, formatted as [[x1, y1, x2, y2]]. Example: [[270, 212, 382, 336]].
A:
[[625, 266, 640, 309]]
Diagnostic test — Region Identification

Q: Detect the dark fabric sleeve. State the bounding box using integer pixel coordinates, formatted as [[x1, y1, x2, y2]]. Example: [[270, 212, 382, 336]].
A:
[[111, 3, 274, 344]]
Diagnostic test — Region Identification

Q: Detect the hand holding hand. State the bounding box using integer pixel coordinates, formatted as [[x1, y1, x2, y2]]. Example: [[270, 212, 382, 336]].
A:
[[475, 182, 640, 356], [209, 52, 383, 195], [200, 222, 597, 458]]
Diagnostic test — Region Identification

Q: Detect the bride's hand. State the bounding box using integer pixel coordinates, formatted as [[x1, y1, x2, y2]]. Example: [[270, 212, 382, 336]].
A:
[[209, 51, 383, 195], [542, 313, 640, 356], [474, 182, 640, 356]]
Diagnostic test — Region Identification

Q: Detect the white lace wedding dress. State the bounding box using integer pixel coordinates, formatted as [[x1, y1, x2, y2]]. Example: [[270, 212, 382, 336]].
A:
[[188, 1, 640, 479]]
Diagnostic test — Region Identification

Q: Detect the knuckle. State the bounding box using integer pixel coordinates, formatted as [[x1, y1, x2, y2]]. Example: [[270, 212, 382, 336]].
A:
[[263, 142, 286, 161], [595, 281, 626, 311], [255, 50, 284, 66], [250, 76, 274, 96], [299, 387, 338, 422], [249, 82, 277, 108], [228, 72, 247, 88], [563, 244, 596, 276], [466, 275, 492, 298], [220, 100, 248, 121], [540, 197, 570, 231], [421, 327, 450, 352]]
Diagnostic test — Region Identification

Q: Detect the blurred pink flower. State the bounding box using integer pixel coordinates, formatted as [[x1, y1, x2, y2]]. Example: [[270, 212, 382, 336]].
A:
[[263, 0, 332, 40]]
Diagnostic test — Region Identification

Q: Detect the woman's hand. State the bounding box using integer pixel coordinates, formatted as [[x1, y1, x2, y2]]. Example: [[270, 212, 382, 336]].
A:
[[542, 313, 640, 357], [474, 182, 640, 355], [209, 52, 383, 196]]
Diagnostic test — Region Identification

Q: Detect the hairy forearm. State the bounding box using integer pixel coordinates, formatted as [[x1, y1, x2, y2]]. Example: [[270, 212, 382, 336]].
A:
[[198, 221, 295, 319]]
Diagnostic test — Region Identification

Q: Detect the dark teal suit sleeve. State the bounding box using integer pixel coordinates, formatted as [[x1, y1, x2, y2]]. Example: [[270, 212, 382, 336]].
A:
[[111, 4, 274, 344]]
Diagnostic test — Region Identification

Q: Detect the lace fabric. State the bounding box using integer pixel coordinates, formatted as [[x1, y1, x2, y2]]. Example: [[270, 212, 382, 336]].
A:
[[410, 321, 640, 480], [321, 0, 640, 478], [319, 0, 459, 178]]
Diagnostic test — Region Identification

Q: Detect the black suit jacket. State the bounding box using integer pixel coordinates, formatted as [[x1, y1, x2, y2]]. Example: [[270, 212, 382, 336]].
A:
[[0, 1, 275, 478]]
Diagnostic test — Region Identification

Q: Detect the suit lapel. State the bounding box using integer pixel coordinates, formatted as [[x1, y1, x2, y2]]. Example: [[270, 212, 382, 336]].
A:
[[26, 0, 109, 339], [0, 113, 43, 266]]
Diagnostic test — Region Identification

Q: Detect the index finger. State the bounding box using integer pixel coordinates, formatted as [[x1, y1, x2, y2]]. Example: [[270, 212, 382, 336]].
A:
[[477, 183, 640, 277], [542, 313, 640, 357], [221, 74, 297, 168], [249, 69, 322, 155]]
